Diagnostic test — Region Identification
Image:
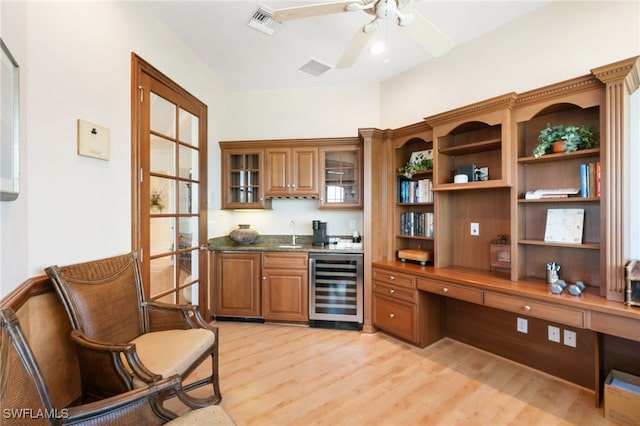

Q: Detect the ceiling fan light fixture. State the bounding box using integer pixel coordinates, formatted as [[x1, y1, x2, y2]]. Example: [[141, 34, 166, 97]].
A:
[[369, 40, 386, 55]]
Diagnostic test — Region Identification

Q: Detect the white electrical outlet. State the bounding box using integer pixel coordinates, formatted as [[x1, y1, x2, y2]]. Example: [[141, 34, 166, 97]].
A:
[[470, 222, 480, 236], [564, 330, 577, 347], [517, 317, 528, 334], [548, 325, 561, 343]]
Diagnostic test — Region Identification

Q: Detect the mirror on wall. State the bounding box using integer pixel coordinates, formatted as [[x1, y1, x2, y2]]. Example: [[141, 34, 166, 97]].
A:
[[0, 38, 19, 201]]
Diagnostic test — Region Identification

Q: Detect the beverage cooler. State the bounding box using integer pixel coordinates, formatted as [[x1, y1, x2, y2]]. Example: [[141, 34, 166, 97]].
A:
[[308, 252, 363, 330]]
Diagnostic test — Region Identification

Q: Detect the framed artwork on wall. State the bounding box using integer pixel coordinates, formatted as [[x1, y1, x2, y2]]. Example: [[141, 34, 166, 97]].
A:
[[1, 38, 20, 201]]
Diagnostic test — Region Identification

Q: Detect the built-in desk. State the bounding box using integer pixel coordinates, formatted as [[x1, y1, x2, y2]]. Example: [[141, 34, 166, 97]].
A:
[[372, 260, 640, 405]]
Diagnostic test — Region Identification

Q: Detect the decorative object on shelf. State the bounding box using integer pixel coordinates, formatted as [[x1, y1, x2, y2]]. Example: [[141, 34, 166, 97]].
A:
[[150, 189, 164, 211], [398, 150, 433, 178], [544, 208, 585, 244], [398, 248, 432, 266], [625, 260, 640, 307], [489, 234, 511, 270], [532, 123, 596, 158], [229, 224, 259, 245]]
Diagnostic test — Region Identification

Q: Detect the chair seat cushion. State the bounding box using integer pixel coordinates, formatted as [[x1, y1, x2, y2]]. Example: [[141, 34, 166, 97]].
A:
[[122, 329, 215, 387], [168, 405, 236, 425]]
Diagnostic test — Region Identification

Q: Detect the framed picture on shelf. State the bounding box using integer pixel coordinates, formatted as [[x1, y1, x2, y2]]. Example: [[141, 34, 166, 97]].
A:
[[410, 149, 433, 164]]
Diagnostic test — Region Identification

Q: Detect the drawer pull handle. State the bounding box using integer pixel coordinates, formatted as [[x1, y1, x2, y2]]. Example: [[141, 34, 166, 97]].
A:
[[389, 289, 395, 294], [443, 287, 449, 293], [524, 305, 532, 312], [390, 276, 395, 280], [389, 313, 395, 318]]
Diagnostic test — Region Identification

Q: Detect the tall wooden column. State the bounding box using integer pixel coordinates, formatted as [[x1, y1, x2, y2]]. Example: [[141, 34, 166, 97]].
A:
[[592, 56, 640, 301]]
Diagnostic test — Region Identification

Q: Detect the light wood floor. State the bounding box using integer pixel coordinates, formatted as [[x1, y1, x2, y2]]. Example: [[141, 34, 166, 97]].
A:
[[178, 321, 613, 426]]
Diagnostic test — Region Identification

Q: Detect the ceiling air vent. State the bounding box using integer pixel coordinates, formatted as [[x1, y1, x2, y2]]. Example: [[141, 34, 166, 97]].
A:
[[248, 5, 281, 36], [299, 59, 332, 77]]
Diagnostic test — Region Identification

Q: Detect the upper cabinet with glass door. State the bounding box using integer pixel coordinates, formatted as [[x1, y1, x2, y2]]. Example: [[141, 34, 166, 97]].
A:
[[220, 144, 271, 210], [319, 144, 362, 209]]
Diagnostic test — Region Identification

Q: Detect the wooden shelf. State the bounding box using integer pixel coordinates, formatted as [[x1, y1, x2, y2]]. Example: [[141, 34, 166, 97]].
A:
[[396, 235, 434, 241], [397, 202, 433, 207], [519, 239, 600, 250], [438, 138, 501, 156], [434, 180, 510, 191], [518, 148, 600, 164], [518, 197, 599, 203]]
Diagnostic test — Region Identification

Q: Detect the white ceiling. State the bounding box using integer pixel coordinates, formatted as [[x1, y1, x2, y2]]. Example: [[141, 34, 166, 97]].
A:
[[143, 1, 552, 92]]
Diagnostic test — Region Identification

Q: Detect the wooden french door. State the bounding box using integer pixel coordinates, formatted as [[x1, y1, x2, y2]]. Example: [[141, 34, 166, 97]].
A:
[[131, 54, 209, 318]]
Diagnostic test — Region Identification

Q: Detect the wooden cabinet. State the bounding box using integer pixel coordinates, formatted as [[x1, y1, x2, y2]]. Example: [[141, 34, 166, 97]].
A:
[[214, 252, 262, 317], [319, 145, 362, 208], [372, 266, 443, 347], [392, 122, 434, 258], [265, 146, 318, 197], [262, 252, 308, 322], [220, 146, 271, 210]]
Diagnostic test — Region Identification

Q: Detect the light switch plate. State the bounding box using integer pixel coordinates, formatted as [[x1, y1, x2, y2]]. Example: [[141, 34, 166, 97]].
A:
[[77, 119, 110, 160], [517, 317, 528, 334]]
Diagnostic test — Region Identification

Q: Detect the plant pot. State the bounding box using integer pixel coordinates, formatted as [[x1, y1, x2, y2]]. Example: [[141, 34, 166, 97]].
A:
[[552, 141, 565, 153], [229, 224, 259, 245]]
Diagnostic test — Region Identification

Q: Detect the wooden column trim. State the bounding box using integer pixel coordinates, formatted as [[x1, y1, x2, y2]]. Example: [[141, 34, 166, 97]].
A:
[[591, 56, 640, 301], [360, 127, 391, 333]]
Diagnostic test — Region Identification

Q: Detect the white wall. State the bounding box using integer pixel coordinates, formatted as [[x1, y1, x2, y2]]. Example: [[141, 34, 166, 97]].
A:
[[0, 1, 28, 297], [0, 1, 638, 297], [0, 1, 233, 296], [380, 1, 640, 128]]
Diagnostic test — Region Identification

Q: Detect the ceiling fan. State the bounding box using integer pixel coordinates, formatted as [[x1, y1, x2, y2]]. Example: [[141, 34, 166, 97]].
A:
[[272, 0, 454, 69]]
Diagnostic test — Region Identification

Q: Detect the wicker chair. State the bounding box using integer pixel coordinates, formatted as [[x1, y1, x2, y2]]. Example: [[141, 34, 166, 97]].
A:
[[0, 306, 180, 425], [45, 253, 221, 407]]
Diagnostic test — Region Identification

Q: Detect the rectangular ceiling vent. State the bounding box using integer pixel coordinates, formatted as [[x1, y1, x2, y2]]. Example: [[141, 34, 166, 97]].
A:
[[248, 5, 281, 36], [299, 59, 332, 77]]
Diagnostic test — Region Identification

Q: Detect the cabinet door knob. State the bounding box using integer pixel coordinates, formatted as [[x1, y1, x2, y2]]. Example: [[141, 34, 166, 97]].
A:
[[524, 305, 532, 312], [389, 313, 395, 318], [389, 289, 395, 294], [443, 287, 449, 293], [262, 276, 266, 280], [390, 276, 395, 280]]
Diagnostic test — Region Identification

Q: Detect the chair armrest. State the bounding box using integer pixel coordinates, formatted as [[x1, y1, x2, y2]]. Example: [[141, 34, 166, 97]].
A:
[[144, 301, 216, 332], [62, 375, 181, 425], [70, 330, 162, 396]]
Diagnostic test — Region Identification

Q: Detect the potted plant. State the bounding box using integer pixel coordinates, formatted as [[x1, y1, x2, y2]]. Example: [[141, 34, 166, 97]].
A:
[[398, 157, 433, 179], [532, 123, 596, 158]]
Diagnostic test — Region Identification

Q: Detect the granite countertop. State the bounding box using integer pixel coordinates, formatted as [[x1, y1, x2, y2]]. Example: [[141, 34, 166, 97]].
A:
[[208, 235, 364, 253]]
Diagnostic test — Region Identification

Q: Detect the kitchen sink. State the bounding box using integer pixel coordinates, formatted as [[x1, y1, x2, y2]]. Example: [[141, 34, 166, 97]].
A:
[[277, 244, 303, 249]]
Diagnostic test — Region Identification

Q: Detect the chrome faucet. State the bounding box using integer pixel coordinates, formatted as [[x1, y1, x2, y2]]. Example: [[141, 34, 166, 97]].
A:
[[290, 220, 296, 245]]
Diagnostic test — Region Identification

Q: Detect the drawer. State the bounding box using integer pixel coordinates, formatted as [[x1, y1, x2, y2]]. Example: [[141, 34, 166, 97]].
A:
[[373, 294, 416, 342], [417, 278, 483, 305], [371, 267, 415, 289], [484, 292, 585, 328], [373, 281, 416, 304], [263, 252, 308, 269]]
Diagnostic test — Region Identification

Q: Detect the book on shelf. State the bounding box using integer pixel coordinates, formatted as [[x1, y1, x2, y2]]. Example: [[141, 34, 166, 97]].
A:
[[398, 178, 433, 203], [399, 212, 434, 237], [578, 161, 601, 198]]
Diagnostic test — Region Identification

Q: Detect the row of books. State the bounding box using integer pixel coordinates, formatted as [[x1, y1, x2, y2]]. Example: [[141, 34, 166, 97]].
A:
[[398, 178, 434, 203], [579, 161, 601, 198], [400, 212, 434, 238]]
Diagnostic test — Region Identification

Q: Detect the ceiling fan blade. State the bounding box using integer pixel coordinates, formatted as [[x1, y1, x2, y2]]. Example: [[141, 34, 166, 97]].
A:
[[335, 26, 375, 69], [400, 10, 454, 57], [273, 1, 365, 22]]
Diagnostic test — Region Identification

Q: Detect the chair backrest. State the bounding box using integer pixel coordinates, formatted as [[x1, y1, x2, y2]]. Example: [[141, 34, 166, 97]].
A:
[[45, 253, 146, 344], [0, 308, 55, 425]]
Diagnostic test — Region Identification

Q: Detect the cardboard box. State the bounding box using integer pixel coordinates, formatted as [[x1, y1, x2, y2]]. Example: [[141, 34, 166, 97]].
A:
[[605, 370, 640, 426]]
